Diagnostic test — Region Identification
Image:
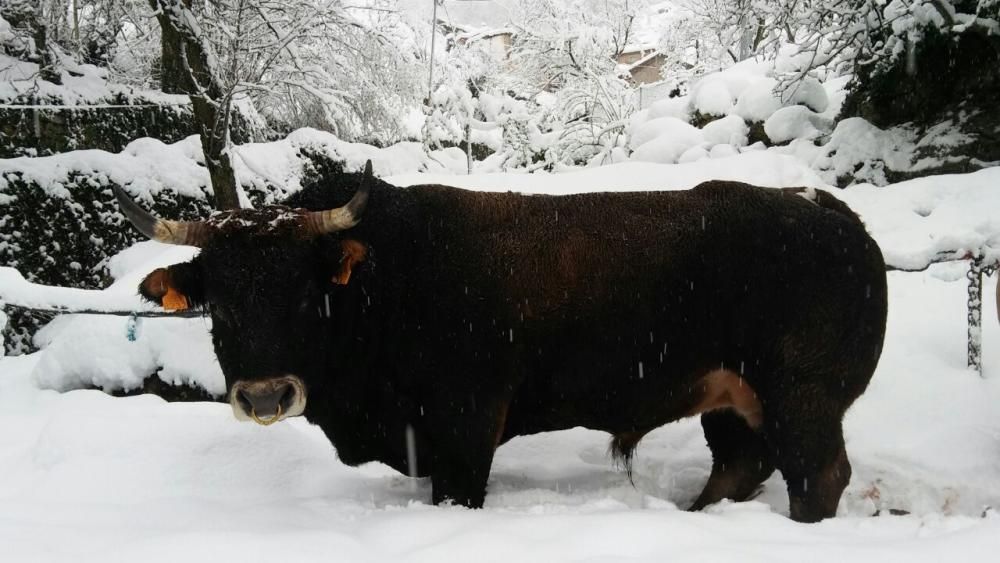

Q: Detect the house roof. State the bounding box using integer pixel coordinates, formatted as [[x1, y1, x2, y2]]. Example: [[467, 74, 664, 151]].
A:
[[625, 50, 665, 69], [455, 27, 514, 43]]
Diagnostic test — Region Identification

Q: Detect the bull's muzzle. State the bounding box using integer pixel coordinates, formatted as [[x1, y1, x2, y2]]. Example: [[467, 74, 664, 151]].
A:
[[230, 375, 307, 425]]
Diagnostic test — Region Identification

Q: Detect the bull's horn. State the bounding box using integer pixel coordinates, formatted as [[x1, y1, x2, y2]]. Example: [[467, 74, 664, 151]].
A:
[[303, 160, 372, 235], [112, 185, 211, 247]]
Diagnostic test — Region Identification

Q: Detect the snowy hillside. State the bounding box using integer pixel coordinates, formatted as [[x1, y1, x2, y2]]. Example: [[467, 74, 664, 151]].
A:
[[2, 154, 1000, 561]]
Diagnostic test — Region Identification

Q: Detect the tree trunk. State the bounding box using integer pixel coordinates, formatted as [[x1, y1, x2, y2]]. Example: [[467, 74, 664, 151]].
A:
[[157, 12, 188, 95], [150, 0, 240, 210], [191, 95, 241, 210], [35, 24, 63, 85]]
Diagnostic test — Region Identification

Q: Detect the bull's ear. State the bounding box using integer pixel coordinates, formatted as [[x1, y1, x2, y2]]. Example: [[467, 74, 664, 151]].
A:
[[334, 239, 367, 285], [140, 263, 203, 311]]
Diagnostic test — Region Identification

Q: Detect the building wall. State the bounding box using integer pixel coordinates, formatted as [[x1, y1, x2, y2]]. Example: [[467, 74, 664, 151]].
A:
[[628, 54, 667, 85], [488, 34, 512, 60]]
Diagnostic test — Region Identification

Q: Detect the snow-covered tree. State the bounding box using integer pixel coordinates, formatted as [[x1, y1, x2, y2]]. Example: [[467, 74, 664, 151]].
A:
[[653, 0, 998, 114], [656, 1, 807, 80], [667, 0, 999, 86], [421, 34, 501, 169], [500, 0, 645, 165], [145, 0, 428, 207]]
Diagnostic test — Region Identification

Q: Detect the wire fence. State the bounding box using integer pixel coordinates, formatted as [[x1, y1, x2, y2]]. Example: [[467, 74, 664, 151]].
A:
[[635, 81, 676, 110], [0, 103, 190, 109], [889, 251, 997, 375]]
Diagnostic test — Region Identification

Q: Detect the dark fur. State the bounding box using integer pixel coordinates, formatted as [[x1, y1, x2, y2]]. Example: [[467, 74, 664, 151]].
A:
[[145, 170, 888, 521]]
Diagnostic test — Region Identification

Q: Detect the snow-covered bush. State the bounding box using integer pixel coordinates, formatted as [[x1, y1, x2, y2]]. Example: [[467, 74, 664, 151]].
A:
[[764, 106, 830, 144], [496, 104, 537, 170], [0, 129, 454, 354], [701, 114, 749, 147], [629, 117, 704, 164], [27, 241, 224, 398], [0, 50, 266, 158], [549, 74, 636, 166], [0, 142, 215, 353], [473, 93, 552, 172], [423, 84, 477, 150], [625, 55, 837, 164]]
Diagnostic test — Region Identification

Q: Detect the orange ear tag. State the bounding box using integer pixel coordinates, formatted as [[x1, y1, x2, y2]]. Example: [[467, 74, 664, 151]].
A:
[[162, 286, 190, 311], [334, 240, 368, 285]]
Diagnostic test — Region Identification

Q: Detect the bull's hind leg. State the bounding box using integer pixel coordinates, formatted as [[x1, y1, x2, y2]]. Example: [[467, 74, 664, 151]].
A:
[[766, 393, 852, 523], [689, 409, 775, 511]]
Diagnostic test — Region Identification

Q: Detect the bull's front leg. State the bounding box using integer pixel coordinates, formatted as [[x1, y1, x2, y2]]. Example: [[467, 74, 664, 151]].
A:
[[428, 394, 508, 508]]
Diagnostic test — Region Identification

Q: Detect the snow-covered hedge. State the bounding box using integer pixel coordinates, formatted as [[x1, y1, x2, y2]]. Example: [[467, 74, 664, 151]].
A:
[[0, 53, 266, 158], [0, 129, 462, 353], [0, 145, 212, 354], [0, 101, 265, 159]]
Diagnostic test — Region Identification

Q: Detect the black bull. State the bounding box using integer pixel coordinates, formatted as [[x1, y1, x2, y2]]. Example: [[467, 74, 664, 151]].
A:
[[115, 164, 887, 522]]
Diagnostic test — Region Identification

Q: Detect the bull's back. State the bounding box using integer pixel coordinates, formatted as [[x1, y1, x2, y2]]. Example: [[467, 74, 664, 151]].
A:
[[405, 182, 886, 435]]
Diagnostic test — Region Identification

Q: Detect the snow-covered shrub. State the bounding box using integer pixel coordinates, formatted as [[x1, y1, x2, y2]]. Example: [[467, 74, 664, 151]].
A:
[[810, 117, 917, 186], [423, 84, 477, 150], [701, 114, 749, 147], [0, 102, 264, 159], [550, 74, 636, 167], [690, 78, 736, 118], [629, 117, 704, 164], [733, 78, 784, 123], [497, 108, 537, 170], [764, 106, 831, 145], [0, 136, 367, 354], [0, 169, 212, 354], [0, 52, 266, 157], [644, 97, 691, 122], [626, 55, 837, 163], [782, 75, 829, 113]]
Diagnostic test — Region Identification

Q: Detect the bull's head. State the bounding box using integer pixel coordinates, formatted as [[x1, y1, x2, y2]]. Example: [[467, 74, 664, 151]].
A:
[[114, 161, 374, 426]]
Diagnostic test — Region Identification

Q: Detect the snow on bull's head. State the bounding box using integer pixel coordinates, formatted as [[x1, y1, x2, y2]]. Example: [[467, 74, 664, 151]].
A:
[[114, 161, 373, 426]]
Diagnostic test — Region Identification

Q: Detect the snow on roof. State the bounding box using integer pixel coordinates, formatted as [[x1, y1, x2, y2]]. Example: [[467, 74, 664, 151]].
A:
[[622, 50, 665, 70], [455, 27, 515, 42]]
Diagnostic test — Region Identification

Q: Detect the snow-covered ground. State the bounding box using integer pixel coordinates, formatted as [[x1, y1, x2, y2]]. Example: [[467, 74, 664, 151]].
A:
[[1, 266, 999, 561], [2, 151, 1000, 560]]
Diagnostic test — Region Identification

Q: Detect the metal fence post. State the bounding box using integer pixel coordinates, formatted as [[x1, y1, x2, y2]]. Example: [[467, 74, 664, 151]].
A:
[[968, 256, 984, 375]]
